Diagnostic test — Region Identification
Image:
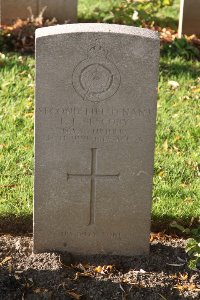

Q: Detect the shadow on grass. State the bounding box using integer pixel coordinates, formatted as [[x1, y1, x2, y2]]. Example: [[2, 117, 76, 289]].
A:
[[153, 16, 178, 30], [78, 12, 178, 29], [0, 213, 198, 237], [0, 242, 187, 299], [151, 216, 199, 234], [160, 58, 200, 79], [0, 215, 32, 234]]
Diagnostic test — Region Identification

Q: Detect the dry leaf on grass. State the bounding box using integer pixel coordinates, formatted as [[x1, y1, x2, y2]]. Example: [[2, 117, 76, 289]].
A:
[[192, 87, 200, 93], [158, 170, 165, 177], [168, 81, 180, 90], [163, 140, 168, 151], [0, 184, 19, 188]]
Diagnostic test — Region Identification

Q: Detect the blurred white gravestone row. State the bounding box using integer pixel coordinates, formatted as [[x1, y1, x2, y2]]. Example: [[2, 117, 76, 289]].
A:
[[178, 0, 200, 37], [0, 0, 77, 25]]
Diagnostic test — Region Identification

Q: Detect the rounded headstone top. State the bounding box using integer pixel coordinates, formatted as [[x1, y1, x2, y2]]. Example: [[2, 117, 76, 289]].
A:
[[36, 23, 159, 40]]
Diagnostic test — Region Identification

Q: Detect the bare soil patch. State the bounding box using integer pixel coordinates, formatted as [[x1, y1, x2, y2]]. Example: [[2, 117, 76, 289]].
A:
[[0, 233, 200, 299]]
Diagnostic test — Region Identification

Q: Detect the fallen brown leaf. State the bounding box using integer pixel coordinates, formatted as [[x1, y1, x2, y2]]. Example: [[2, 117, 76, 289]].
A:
[[95, 266, 102, 273], [66, 290, 82, 300], [163, 140, 168, 151], [192, 87, 200, 93], [0, 256, 12, 266], [174, 284, 186, 291], [74, 271, 92, 280], [174, 136, 182, 142], [0, 184, 18, 189], [169, 274, 178, 279], [95, 265, 114, 274], [174, 283, 200, 292], [150, 232, 166, 242], [158, 170, 165, 177], [178, 273, 188, 281]]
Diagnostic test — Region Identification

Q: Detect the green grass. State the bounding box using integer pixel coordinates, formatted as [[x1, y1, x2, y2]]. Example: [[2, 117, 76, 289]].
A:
[[78, 0, 121, 22], [0, 0, 199, 230], [78, 0, 180, 29], [158, 0, 179, 20], [0, 52, 199, 228], [0, 54, 34, 218], [153, 56, 200, 227]]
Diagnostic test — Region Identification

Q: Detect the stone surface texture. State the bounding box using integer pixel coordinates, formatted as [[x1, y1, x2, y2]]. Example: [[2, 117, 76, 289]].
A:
[[34, 24, 160, 256], [178, 0, 200, 37], [0, 0, 77, 25]]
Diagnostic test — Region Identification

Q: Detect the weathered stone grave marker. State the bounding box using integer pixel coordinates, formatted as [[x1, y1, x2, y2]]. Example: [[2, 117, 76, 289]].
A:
[[178, 0, 200, 37], [0, 0, 77, 25], [34, 24, 160, 256]]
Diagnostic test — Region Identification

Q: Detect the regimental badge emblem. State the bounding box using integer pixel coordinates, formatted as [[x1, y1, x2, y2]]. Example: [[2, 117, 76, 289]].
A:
[[72, 42, 121, 102]]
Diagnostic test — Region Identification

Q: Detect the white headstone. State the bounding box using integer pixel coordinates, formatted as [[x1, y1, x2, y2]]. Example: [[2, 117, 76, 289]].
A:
[[0, 0, 37, 24], [178, 0, 200, 37], [0, 0, 77, 25], [39, 0, 77, 24], [34, 24, 160, 256]]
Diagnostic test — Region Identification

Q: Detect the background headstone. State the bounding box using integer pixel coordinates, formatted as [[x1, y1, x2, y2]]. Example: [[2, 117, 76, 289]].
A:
[[0, 0, 77, 25], [0, 0, 37, 24], [34, 24, 160, 256], [178, 0, 200, 37], [40, 0, 77, 24]]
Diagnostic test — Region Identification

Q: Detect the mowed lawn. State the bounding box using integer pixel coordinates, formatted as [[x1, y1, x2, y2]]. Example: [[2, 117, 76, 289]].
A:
[[0, 51, 199, 228], [0, 0, 199, 229], [78, 0, 180, 26]]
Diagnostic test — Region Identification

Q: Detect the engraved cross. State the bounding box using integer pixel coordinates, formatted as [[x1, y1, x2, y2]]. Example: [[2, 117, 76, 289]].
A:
[[67, 148, 120, 226]]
